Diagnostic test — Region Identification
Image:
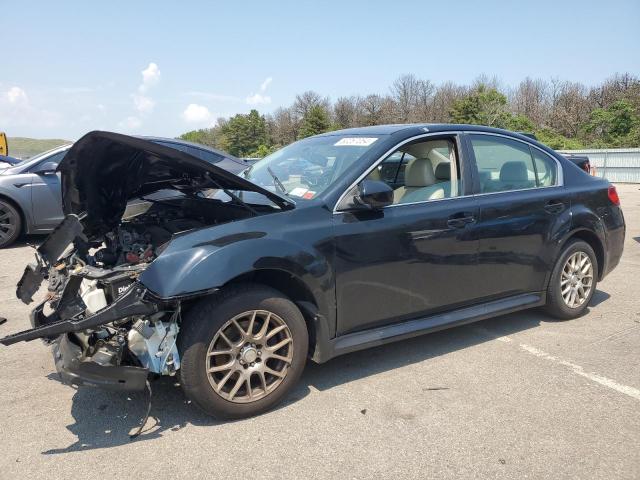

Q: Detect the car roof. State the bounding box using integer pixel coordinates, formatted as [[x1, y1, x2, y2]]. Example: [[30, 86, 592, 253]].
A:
[[138, 136, 243, 163], [315, 123, 537, 138]]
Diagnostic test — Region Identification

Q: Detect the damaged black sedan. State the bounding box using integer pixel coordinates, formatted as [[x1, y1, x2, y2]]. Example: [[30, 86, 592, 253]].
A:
[[0, 126, 625, 419]]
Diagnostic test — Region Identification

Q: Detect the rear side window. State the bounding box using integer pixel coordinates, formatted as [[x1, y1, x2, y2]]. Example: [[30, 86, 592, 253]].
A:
[[470, 135, 556, 193], [190, 147, 223, 164], [532, 149, 557, 187]]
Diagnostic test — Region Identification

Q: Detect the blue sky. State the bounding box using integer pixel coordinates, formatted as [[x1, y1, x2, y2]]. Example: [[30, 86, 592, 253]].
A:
[[1, 0, 639, 139]]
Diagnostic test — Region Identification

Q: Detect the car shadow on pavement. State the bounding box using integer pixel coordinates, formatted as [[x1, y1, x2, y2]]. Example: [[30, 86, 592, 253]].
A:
[[3, 235, 45, 250], [41, 292, 611, 455]]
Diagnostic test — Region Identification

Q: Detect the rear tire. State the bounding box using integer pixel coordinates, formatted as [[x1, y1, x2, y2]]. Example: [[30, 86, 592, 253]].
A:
[[179, 283, 308, 419], [544, 239, 598, 320], [0, 199, 21, 248]]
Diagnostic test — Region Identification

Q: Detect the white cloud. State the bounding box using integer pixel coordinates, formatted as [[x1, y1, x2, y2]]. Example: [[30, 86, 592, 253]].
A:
[[182, 103, 212, 123], [260, 77, 273, 91], [133, 94, 155, 114], [0, 86, 62, 130], [246, 77, 273, 105], [246, 93, 271, 105], [120, 62, 161, 129], [139, 62, 161, 93], [7, 86, 28, 105], [118, 116, 142, 130]]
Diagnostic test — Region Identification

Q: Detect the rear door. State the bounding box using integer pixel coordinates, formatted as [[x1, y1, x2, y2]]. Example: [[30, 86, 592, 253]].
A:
[[466, 133, 567, 299]]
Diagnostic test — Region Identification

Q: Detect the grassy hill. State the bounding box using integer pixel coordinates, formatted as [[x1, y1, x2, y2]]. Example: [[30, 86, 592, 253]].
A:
[[7, 137, 72, 159]]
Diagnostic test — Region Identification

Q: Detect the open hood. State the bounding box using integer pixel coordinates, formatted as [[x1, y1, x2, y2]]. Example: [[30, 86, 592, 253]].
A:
[[58, 131, 292, 237]]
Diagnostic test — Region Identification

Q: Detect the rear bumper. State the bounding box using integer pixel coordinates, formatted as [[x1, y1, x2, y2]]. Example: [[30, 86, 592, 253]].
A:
[[602, 207, 625, 279], [53, 334, 148, 392]]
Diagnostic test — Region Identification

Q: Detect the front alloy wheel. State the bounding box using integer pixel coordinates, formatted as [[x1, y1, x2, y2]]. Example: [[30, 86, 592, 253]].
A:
[[206, 310, 294, 403], [179, 284, 308, 419]]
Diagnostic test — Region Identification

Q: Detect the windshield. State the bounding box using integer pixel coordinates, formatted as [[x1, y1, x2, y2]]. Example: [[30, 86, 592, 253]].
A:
[[243, 135, 381, 200], [5, 145, 71, 172]]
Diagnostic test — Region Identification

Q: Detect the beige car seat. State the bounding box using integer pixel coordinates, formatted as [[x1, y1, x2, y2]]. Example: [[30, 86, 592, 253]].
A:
[[393, 158, 436, 203]]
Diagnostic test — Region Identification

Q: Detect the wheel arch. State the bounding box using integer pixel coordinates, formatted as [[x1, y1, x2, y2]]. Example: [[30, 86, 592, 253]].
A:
[[559, 228, 605, 281], [0, 193, 26, 236], [221, 268, 331, 362]]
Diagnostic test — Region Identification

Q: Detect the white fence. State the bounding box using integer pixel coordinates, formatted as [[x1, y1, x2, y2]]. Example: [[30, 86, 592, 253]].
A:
[[558, 148, 640, 183]]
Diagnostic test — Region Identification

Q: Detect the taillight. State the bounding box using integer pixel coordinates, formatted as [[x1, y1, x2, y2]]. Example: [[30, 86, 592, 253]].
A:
[[608, 185, 620, 206]]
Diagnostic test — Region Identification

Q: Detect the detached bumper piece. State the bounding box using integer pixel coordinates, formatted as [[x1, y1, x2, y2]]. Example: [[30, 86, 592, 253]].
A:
[[0, 283, 158, 346], [16, 214, 86, 304], [53, 334, 148, 391]]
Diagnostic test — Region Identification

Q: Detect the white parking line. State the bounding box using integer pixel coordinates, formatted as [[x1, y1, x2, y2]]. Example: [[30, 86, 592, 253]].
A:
[[474, 327, 640, 402]]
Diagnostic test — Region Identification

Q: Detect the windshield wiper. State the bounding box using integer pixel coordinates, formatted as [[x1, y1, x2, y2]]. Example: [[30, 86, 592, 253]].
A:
[[267, 167, 287, 195], [205, 173, 258, 216]]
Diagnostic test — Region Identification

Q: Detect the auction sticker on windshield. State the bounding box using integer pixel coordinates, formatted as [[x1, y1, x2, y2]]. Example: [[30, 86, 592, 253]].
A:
[[334, 137, 378, 147]]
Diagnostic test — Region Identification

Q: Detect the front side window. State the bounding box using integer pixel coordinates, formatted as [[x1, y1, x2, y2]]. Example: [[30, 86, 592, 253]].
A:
[[470, 135, 557, 193], [366, 138, 461, 205], [28, 150, 66, 172]]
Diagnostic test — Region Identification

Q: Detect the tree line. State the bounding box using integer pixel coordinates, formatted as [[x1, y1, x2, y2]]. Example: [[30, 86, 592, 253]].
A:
[[179, 73, 640, 157]]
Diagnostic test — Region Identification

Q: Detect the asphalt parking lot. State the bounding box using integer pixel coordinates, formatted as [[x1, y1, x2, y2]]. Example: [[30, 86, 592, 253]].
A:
[[0, 184, 638, 480]]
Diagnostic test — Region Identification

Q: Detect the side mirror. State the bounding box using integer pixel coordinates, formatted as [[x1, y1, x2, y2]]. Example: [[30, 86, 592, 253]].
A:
[[353, 179, 394, 210], [32, 161, 58, 175]]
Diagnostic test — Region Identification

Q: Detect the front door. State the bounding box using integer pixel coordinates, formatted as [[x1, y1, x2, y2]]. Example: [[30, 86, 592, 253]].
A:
[[332, 135, 480, 335], [29, 151, 66, 230]]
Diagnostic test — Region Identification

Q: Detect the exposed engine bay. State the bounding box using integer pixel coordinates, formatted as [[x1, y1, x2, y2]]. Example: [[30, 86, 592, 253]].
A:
[[41, 201, 211, 381]]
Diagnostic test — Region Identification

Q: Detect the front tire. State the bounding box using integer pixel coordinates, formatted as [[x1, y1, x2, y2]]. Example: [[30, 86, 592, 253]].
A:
[[0, 199, 21, 248], [544, 239, 598, 320], [179, 283, 308, 419]]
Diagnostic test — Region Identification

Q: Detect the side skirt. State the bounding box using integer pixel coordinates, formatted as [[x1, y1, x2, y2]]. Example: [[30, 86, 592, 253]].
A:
[[314, 293, 545, 363]]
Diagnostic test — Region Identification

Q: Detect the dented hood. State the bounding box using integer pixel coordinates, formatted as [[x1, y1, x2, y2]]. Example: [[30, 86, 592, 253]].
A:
[[58, 131, 292, 237]]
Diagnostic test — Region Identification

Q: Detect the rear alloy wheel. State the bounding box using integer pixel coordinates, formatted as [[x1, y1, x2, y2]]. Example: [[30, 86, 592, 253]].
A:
[[0, 200, 21, 248], [179, 284, 308, 419], [560, 251, 594, 309], [544, 239, 598, 319]]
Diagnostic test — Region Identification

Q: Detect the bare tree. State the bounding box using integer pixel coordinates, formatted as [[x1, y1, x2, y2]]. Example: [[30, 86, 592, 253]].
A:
[[292, 91, 329, 119], [391, 74, 420, 122], [412, 79, 436, 122], [267, 107, 298, 146], [333, 96, 360, 128], [432, 82, 467, 122], [511, 77, 550, 126], [549, 79, 591, 137]]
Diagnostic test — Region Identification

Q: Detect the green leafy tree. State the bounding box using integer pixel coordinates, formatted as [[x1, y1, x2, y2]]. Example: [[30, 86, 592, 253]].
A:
[[535, 127, 584, 150], [179, 128, 219, 148], [219, 110, 269, 157], [298, 105, 332, 138], [584, 100, 637, 145], [248, 144, 277, 158], [449, 85, 511, 128]]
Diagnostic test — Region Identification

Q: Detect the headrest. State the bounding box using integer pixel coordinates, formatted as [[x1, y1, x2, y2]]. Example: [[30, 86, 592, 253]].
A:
[[368, 167, 381, 181], [499, 161, 528, 183], [435, 162, 451, 180], [405, 158, 436, 187]]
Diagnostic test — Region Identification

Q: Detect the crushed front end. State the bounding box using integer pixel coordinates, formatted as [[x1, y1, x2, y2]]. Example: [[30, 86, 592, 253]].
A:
[[2, 214, 182, 391], [0, 131, 289, 392]]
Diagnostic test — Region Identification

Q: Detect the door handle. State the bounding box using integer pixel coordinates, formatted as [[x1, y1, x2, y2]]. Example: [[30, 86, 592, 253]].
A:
[[544, 200, 565, 214], [447, 212, 476, 229]]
